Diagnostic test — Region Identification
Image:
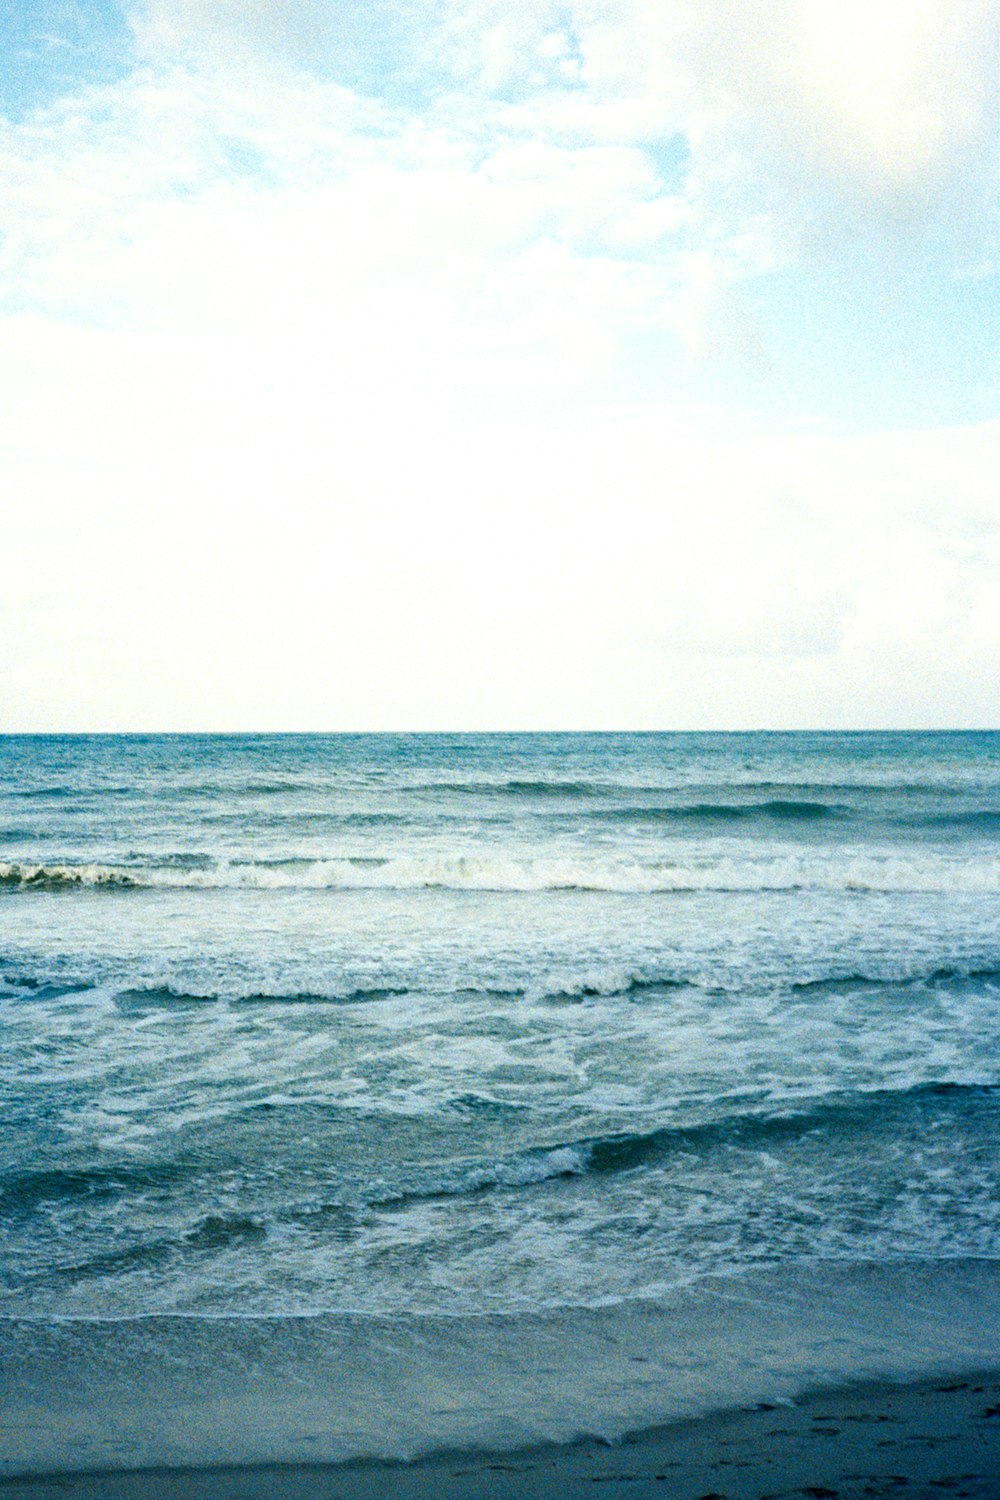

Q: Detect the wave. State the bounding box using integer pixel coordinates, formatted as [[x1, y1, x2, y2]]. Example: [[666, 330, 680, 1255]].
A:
[[8, 1081, 990, 1224], [593, 799, 843, 824], [5, 959, 998, 1014], [927, 963, 1000, 984], [8, 785, 81, 800], [539, 974, 687, 1003], [41, 1239, 178, 1287], [433, 778, 601, 798], [109, 974, 687, 1011], [9, 784, 132, 800], [790, 964, 1000, 995], [184, 1213, 268, 1250], [923, 809, 1000, 830], [0, 861, 139, 891], [709, 798, 835, 820], [86, 776, 605, 801], [5, 849, 1000, 894], [0, 969, 700, 1010], [166, 778, 333, 799], [402, 776, 1000, 800], [411, 777, 984, 798], [113, 983, 412, 1010], [580, 800, 1000, 832], [1, 1161, 189, 1218], [367, 1078, 999, 1211]]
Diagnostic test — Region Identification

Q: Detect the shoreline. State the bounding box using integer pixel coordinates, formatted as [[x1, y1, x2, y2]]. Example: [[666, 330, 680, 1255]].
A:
[[3, 1371, 999, 1500]]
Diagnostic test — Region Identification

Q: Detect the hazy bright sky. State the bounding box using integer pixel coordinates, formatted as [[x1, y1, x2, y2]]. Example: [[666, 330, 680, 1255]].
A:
[[1, 0, 998, 729]]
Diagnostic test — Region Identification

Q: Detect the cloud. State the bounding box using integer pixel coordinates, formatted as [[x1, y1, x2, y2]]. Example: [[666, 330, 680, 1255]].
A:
[[9, 2, 994, 345], [127, 0, 421, 93], [0, 51, 700, 401], [0, 1, 997, 727], [1, 299, 997, 728], [125, 1, 999, 214], [510, 0, 998, 265]]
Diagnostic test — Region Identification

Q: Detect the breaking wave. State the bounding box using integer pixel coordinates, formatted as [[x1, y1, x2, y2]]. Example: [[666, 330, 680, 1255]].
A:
[[112, 983, 412, 1010], [370, 1078, 999, 1209], [4, 850, 1000, 894], [0, 862, 139, 891], [7, 1080, 992, 1224], [5, 959, 998, 1014]]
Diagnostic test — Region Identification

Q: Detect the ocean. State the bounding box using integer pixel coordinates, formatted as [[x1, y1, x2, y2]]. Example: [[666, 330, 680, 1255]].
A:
[[2, 732, 999, 1477]]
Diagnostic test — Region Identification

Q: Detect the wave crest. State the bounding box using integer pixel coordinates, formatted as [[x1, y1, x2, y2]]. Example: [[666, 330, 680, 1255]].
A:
[[0, 861, 138, 891], [368, 1078, 999, 1211], [4, 850, 1000, 895]]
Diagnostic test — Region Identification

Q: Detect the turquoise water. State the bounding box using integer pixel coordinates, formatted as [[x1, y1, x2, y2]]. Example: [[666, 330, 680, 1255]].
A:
[[2, 733, 999, 1473]]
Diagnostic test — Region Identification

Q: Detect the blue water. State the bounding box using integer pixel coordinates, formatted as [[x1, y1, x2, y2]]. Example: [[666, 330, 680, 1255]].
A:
[[2, 732, 999, 1475]]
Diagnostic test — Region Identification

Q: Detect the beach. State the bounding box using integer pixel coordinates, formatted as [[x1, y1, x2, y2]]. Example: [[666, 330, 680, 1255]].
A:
[[3, 1374, 999, 1499]]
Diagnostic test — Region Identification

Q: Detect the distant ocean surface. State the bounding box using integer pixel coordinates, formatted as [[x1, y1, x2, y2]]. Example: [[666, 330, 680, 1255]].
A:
[[3, 732, 1000, 1476]]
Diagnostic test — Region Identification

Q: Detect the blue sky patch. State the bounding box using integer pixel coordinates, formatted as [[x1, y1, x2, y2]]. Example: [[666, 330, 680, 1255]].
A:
[[0, 0, 134, 119]]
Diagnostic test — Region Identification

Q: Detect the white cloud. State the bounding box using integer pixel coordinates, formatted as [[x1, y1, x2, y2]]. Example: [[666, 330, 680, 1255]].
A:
[[0, 54, 701, 403], [127, 0, 1000, 206], [11, 2, 993, 344], [1, 300, 997, 728], [0, 1, 997, 727], [127, 0, 419, 87], [517, 1, 997, 243]]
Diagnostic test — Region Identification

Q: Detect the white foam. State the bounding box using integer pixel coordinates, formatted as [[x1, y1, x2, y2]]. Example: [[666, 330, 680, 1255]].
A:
[[6, 850, 1000, 895], [464, 1145, 589, 1191]]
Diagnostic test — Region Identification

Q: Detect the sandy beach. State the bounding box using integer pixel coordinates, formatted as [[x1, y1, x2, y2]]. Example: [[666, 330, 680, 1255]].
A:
[[3, 1372, 999, 1500]]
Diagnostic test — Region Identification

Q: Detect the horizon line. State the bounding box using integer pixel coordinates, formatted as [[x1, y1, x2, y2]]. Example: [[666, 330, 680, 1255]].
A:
[[1, 727, 997, 738]]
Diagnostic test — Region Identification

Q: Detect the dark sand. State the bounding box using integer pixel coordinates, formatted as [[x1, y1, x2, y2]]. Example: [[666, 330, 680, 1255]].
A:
[[3, 1373, 999, 1500]]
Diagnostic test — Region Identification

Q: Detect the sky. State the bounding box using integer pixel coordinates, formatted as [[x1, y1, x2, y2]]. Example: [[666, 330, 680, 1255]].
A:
[[1, 0, 998, 730]]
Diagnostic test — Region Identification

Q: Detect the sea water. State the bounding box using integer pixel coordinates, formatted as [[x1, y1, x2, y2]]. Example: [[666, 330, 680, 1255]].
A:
[[2, 732, 999, 1475]]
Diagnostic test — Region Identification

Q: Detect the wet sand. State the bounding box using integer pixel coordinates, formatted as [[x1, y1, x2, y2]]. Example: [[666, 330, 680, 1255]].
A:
[[3, 1371, 999, 1500]]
